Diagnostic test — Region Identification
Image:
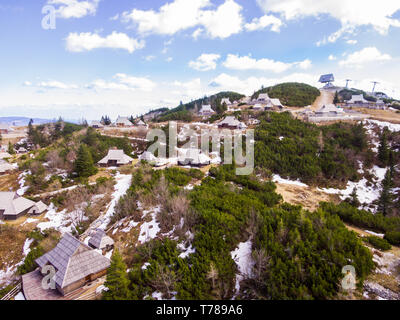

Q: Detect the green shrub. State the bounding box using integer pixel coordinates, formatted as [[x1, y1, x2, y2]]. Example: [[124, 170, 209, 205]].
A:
[[252, 82, 320, 107], [364, 236, 392, 251], [255, 112, 371, 186], [384, 231, 400, 246], [17, 246, 44, 275]]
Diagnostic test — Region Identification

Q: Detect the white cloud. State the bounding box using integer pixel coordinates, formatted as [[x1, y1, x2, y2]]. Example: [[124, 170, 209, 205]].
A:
[[189, 53, 221, 71], [173, 78, 203, 97], [328, 54, 337, 60], [347, 39, 358, 45], [26, 80, 79, 90], [88, 73, 156, 92], [245, 14, 283, 32], [65, 32, 145, 53], [48, 0, 99, 19], [222, 54, 312, 73], [197, 0, 244, 39], [121, 0, 244, 39], [339, 47, 392, 67], [297, 59, 312, 70], [144, 55, 156, 61], [192, 28, 203, 40], [209, 72, 319, 95], [257, 0, 400, 43], [166, 57, 173, 62]]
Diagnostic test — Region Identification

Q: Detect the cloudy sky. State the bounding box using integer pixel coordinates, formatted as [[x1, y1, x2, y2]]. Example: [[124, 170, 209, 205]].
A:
[[0, 0, 399, 120]]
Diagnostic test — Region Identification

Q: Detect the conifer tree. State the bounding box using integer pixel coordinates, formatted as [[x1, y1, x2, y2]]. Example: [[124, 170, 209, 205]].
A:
[[103, 250, 132, 300], [8, 142, 15, 155], [74, 144, 97, 177], [333, 91, 340, 104], [348, 187, 360, 207], [378, 169, 394, 216], [378, 127, 390, 166]]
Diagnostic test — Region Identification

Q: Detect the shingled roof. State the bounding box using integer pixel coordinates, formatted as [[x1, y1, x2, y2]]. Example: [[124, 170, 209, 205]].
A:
[[0, 192, 36, 217], [35, 233, 110, 289], [98, 149, 134, 165], [88, 229, 114, 250]]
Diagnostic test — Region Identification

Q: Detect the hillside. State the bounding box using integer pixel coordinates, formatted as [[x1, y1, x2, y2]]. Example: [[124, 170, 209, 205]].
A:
[[338, 88, 377, 102], [156, 91, 245, 122], [252, 82, 320, 107]]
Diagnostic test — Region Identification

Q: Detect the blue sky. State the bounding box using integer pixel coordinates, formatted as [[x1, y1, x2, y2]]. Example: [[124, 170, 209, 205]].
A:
[[0, 0, 399, 120]]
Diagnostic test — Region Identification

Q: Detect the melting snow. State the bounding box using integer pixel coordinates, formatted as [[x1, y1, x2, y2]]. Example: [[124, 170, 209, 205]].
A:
[[230, 239, 254, 295], [142, 262, 151, 270], [97, 173, 132, 230], [365, 230, 385, 238], [22, 218, 38, 226], [122, 220, 139, 233], [272, 174, 308, 187], [152, 291, 163, 300], [178, 242, 195, 259], [138, 207, 161, 244], [17, 171, 30, 196], [37, 204, 71, 233], [318, 166, 387, 212], [23, 238, 34, 256]]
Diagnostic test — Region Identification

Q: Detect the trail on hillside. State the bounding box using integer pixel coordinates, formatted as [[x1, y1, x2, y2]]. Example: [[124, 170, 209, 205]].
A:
[[311, 90, 334, 111]]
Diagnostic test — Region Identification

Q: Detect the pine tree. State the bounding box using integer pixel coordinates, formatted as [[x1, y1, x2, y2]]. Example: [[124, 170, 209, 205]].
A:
[[378, 128, 390, 166], [103, 250, 131, 300], [74, 144, 97, 178], [378, 169, 394, 216], [333, 91, 340, 104], [8, 142, 15, 155], [348, 187, 360, 207]]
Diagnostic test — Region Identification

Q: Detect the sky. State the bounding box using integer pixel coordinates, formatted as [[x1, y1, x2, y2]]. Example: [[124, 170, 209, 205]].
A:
[[0, 0, 399, 121]]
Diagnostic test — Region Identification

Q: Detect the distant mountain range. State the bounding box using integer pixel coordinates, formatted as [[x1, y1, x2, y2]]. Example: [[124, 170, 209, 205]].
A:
[[0, 117, 55, 126]]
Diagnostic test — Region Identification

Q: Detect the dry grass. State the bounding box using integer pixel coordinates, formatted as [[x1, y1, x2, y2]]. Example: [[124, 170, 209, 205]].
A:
[[112, 224, 141, 266], [0, 172, 20, 191], [368, 273, 400, 294], [88, 169, 113, 183], [353, 108, 400, 123], [274, 183, 339, 211], [0, 224, 29, 270]]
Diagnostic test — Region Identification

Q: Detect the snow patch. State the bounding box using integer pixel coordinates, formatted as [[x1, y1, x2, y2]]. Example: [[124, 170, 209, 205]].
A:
[[23, 238, 34, 256], [365, 230, 385, 238], [272, 174, 308, 187], [178, 242, 195, 259], [138, 207, 161, 244], [37, 204, 71, 233], [318, 166, 387, 212], [17, 171, 30, 196], [230, 239, 254, 295], [98, 173, 132, 230]]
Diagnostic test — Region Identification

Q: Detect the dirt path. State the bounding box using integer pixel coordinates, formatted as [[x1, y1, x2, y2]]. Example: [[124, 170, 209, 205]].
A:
[[311, 90, 334, 111]]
